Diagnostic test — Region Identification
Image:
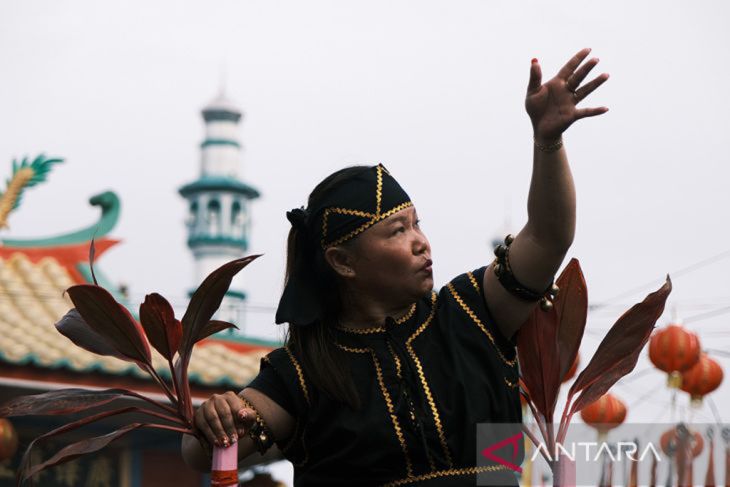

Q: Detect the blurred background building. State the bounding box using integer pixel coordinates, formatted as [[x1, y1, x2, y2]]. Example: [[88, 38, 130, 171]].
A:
[[0, 90, 282, 487]]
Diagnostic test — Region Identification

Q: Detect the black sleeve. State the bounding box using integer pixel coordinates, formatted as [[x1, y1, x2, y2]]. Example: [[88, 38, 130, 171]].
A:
[[246, 355, 297, 418], [246, 347, 311, 461], [444, 266, 518, 360]]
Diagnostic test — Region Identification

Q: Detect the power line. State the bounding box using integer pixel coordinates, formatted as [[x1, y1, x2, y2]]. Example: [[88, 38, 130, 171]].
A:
[[617, 366, 656, 384], [628, 382, 666, 409], [591, 248, 730, 309], [705, 348, 730, 358], [707, 396, 724, 425], [684, 305, 730, 324]]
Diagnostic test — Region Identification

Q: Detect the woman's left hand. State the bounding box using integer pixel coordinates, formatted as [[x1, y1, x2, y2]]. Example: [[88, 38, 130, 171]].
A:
[[525, 47, 609, 143]]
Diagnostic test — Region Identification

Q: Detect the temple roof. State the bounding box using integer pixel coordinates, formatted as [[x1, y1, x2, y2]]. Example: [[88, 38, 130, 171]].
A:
[[0, 191, 276, 390]]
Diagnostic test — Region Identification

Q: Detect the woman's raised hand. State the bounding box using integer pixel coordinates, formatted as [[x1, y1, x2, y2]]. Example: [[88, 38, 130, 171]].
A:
[[525, 48, 609, 143], [194, 391, 255, 449]]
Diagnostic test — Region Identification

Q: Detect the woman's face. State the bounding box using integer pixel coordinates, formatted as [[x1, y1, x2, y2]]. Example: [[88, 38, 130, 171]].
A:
[[346, 206, 433, 305]]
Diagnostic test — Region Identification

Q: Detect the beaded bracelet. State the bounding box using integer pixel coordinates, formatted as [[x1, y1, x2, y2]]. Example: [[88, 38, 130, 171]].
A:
[[534, 136, 564, 153], [239, 396, 275, 455], [493, 234, 559, 311]]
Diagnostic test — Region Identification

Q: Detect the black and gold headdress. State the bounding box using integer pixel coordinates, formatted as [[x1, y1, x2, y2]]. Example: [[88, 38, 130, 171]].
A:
[[275, 164, 412, 326], [316, 164, 412, 248]]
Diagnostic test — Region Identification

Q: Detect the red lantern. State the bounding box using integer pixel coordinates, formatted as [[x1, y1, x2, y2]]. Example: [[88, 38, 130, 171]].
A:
[[580, 393, 627, 435], [660, 425, 703, 486], [649, 324, 701, 388], [660, 426, 704, 458], [0, 418, 18, 461], [681, 352, 724, 407]]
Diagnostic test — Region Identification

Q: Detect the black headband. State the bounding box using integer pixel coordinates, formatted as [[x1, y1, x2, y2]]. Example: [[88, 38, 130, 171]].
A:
[[275, 164, 412, 326]]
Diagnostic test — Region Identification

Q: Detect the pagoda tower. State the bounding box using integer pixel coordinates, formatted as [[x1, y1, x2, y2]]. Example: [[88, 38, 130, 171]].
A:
[[179, 91, 260, 325]]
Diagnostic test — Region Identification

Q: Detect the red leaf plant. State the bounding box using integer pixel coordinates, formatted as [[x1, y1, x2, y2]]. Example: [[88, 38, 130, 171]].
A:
[[517, 259, 672, 486], [0, 240, 260, 485]]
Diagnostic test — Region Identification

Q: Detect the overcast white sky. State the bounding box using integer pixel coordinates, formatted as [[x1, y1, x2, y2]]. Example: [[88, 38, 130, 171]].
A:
[[2, 0, 729, 482]]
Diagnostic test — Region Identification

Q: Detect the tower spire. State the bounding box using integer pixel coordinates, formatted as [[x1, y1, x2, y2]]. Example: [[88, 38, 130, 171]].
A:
[[218, 61, 227, 98], [178, 87, 260, 329]]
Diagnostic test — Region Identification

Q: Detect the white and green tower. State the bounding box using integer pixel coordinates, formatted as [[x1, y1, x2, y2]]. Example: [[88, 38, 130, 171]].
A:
[[179, 91, 260, 326]]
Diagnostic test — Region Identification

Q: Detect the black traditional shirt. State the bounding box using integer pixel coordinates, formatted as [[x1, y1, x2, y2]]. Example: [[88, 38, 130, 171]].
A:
[[248, 267, 524, 486]]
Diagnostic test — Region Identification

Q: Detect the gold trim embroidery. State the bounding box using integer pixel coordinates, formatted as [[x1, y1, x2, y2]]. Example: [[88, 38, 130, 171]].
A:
[[336, 326, 384, 335], [387, 342, 402, 379], [375, 162, 383, 216], [336, 302, 417, 334], [467, 271, 480, 294], [405, 291, 453, 469], [446, 283, 518, 369], [396, 302, 417, 324], [284, 346, 311, 406], [275, 349, 310, 467], [382, 464, 508, 487], [371, 350, 414, 478], [321, 165, 414, 248], [324, 201, 413, 248], [328, 207, 375, 219], [378, 201, 414, 223], [464, 272, 519, 390], [335, 342, 413, 477], [335, 342, 369, 354]]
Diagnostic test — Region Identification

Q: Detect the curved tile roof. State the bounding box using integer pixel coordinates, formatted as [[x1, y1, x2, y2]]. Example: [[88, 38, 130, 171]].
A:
[[0, 249, 274, 389]]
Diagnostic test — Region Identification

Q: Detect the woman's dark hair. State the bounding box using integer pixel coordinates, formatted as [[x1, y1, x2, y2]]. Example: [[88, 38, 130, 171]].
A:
[[283, 166, 368, 410]]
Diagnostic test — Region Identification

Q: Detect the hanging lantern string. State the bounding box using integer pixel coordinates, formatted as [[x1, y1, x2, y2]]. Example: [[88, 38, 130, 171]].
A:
[[707, 396, 724, 425], [591, 248, 730, 309], [683, 305, 730, 324], [705, 349, 730, 359], [617, 366, 656, 384], [611, 381, 662, 409], [628, 382, 666, 409]]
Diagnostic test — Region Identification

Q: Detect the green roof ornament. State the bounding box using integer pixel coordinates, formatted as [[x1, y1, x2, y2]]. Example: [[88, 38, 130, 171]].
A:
[[0, 154, 63, 229], [1, 191, 121, 248]]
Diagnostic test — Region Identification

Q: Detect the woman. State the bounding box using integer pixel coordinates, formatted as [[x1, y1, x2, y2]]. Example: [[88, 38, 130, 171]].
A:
[[182, 48, 609, 485]]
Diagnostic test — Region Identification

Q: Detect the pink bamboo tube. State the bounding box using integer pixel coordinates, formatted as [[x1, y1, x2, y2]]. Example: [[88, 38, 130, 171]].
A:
[[211, 444, 238, 486]]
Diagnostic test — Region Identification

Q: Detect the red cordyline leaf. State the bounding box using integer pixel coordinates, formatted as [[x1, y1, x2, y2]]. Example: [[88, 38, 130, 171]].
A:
[[20, 423, 145, 484], [566, 276, 672, 417], [173, 357, 189, 421], [3, 389, 134, 417], [179, 255, 260, 353], [55, 309, 128, 361], [0, 388, 178, 418], [175, 255, 260, 419], [66, 284, 151, 367], [89, 237, 98, 286], [140, 293, 182, 360], [199, 320, 238, 341], [517, 303, 561, 422], [554, 259, 588, 383], [15, 403, 190, 485]]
